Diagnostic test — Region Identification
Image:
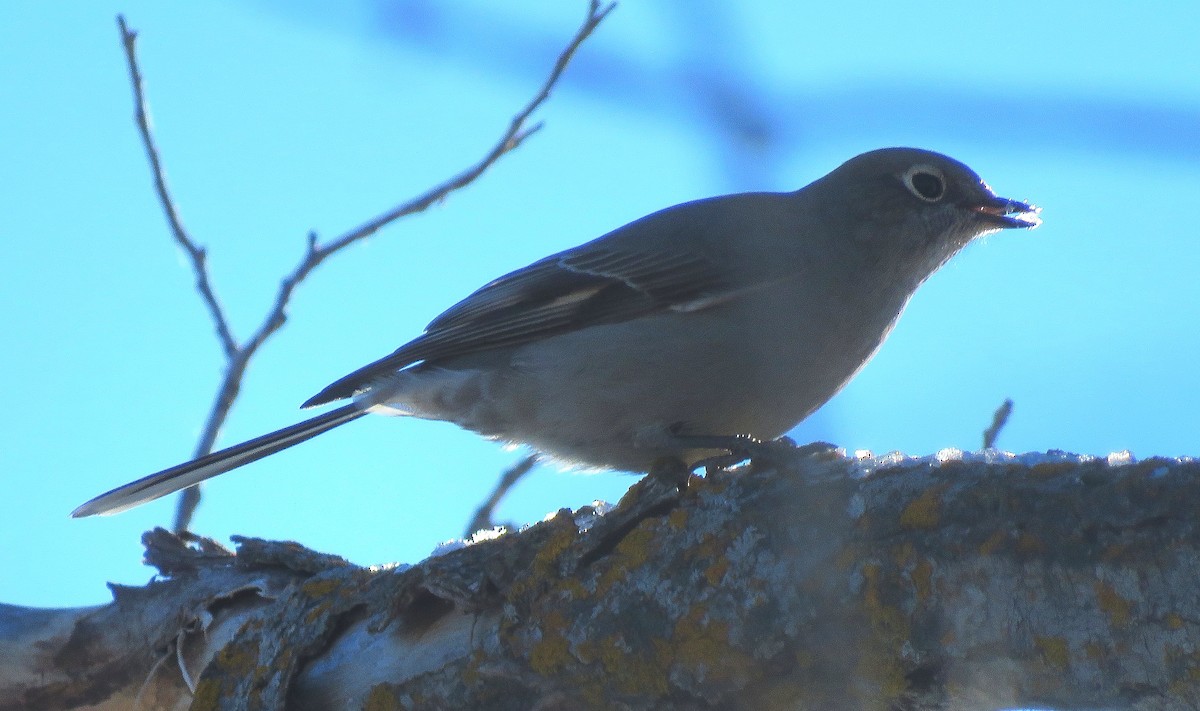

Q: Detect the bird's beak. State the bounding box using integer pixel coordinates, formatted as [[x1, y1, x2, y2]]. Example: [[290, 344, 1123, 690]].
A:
[[973, 194, 1042, 229]]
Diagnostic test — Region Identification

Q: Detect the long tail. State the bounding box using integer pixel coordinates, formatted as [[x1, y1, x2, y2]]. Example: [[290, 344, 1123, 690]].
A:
[[72, 404, 366, 517]]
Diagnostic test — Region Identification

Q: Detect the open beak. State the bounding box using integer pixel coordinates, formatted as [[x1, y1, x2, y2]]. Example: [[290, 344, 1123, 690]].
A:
[[974, 194, 1041, 229]]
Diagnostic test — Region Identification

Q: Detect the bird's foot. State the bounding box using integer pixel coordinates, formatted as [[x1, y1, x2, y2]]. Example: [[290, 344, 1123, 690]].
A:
[[675, 435, 837, 474]]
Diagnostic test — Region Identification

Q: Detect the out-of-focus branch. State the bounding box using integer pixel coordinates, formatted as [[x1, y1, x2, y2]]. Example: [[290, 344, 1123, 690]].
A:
[[113, 2, 614, 533], [982, 397, 1013, 449], [466, 454, 540, 537]]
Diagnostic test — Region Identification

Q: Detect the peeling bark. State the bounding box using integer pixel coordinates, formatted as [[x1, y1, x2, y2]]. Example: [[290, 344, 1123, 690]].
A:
[[3, 450, 1198, 710]]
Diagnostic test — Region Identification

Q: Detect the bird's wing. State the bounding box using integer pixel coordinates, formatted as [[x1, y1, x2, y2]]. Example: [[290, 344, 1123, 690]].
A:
[[302, 238, 734, 407]]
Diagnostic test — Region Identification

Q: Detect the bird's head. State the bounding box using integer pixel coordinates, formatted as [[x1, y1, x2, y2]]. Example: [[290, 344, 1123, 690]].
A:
[[815, 147, 1041, 279]]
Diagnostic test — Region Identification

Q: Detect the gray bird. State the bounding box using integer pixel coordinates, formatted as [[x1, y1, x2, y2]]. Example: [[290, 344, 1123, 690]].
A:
[[72, 147, 1040, 517]]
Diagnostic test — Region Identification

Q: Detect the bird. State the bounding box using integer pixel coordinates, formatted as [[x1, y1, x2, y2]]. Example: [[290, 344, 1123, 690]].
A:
[[72, 147, 1040, 517]]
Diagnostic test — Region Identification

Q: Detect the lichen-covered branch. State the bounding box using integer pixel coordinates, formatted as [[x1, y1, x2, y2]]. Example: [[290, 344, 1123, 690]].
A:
[[4, 450, 1197, 710]]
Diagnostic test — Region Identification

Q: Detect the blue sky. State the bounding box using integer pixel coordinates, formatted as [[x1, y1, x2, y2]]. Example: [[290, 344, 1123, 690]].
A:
[[2, 1, 1198, 607]]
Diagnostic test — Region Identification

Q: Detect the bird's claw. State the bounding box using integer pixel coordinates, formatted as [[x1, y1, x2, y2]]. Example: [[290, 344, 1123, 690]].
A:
[[678, 434, 835, 475]]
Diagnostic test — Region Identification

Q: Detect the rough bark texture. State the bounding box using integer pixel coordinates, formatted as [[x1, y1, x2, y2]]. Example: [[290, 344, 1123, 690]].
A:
[[3, 449, 1198, 710]]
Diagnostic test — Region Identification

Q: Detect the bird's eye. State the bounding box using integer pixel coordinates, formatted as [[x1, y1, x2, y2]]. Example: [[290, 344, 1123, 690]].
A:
[[903, 165, 945, 202]]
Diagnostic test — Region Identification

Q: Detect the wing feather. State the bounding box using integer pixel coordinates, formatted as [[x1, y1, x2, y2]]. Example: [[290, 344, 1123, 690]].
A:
[[301, 240, 732, 407]]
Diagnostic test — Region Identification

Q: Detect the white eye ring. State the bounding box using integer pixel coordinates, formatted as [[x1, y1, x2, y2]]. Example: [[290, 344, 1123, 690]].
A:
[[902, 164, 946, 202]]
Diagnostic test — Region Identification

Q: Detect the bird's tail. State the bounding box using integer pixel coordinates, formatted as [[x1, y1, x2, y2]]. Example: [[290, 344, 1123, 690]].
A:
[[71, 404, 366, 518]]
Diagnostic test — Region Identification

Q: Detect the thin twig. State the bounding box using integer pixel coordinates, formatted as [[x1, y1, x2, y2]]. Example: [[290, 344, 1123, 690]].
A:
[[117, 15, 238, 360], [315, 0, 614, 257], [466, 454, 540, 537], [983, 398, 1014, 449], [116, 3, 613, 532]]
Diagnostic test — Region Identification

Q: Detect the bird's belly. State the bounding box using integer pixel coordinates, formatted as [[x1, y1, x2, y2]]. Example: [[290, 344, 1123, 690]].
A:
[[462, 308, 885, 471]]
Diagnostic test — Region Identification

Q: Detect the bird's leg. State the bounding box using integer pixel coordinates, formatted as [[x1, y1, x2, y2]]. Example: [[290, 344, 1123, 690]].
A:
[[647, 456, 692, 492]]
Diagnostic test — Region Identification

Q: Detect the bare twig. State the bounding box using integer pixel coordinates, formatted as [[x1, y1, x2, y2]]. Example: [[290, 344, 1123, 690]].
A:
[[315, 0, 615, 256], [466, 454, 540, 537], [117, 15, 237, 360], [115, 2, 614, 533], [982, 397, 1014, 449]]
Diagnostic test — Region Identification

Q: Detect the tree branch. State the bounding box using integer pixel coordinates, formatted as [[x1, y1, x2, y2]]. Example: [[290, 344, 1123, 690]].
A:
[[313, 0, 615, 257], [113, 2, 614, 533], [116, 15, 238, 360], [7, 451, 1198, 709], [982, 397, 1013, 449], [466, 453, 540, 537]]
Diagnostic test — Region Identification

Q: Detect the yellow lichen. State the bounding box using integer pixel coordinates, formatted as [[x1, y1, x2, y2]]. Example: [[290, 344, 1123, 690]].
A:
[[978, 530, 1007, 555], [1102, 543, 1129, 561], [596, 524, 657, 595], [460, 650, 485, 686], [532, 523, 577, 574], [1034, 635, 1070, 670], [528, 610, 572, 674], [570, 638, 635, 702], [671, 610, 752, 686], [899, 485, 947, 530], [688, 528, 736, 587], [703, 557, 730, 586], [835, 545, 861, 571], [855, 564, 911, 701], [213, 635, 260, 674], [188, 633, 264, 711], [603, 635, 671, 695], [300, 578, 340, 597], [1015, 532, 1046, 555], [1094, 581, 1132, 627], [508, 522, 579, 600], [910, 559, 933, 604], [189, 679, 221, 711], [305, 603, 334, 625], [615, 525, 655, 567], [577, 634, 670, 696], [558, 576, 588, 599], [748, 678, 808, 709], [363, 684, 401, 711]]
